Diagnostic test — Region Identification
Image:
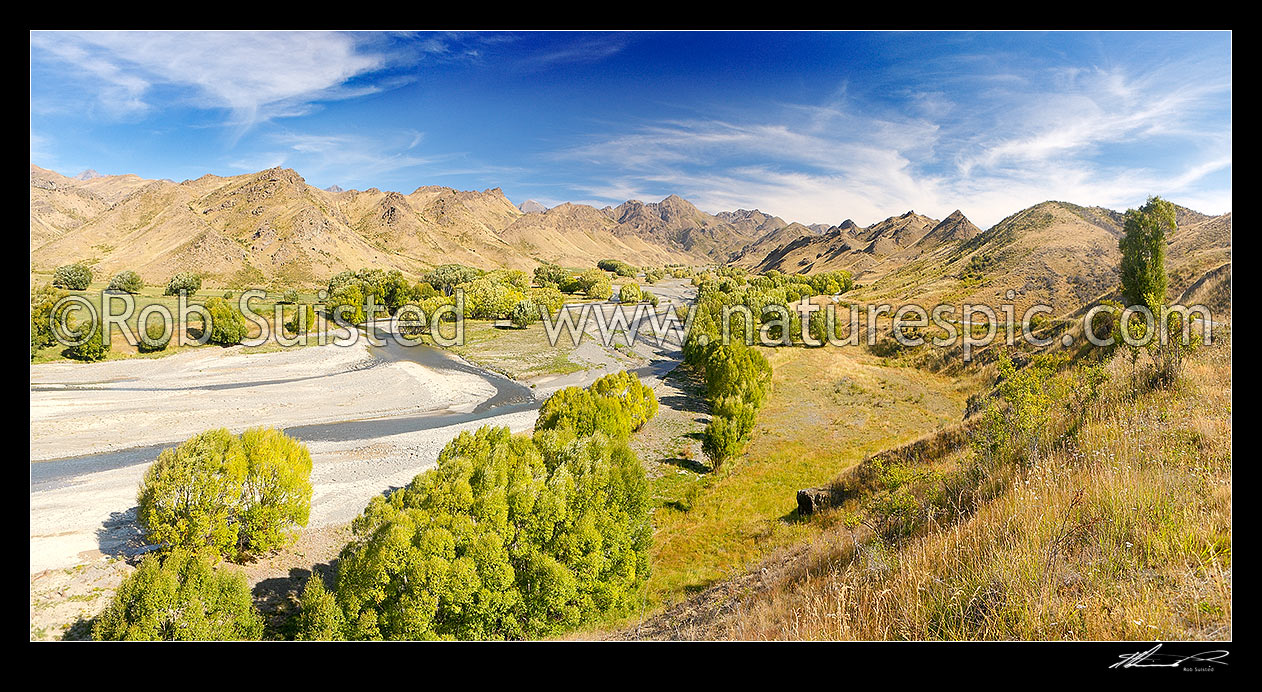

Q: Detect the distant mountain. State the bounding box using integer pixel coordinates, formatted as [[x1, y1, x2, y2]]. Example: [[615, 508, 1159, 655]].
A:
[[73, 169, 102, 181], [730, 222, 816, 269], [29, 163, 1231, 313], [714, 209, 789, 237], [916, 210, 981, 248], [605, 196, 767, 261], [500, 202, 692, 268], [748, 210, 942, 277], [30, 165, 703, 283]]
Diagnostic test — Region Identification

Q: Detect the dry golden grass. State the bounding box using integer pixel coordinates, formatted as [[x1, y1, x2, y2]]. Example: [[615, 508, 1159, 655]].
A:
[[442, 319, 587, 380], [640, 344, 979, 609], [625, 334, 1231, 641]]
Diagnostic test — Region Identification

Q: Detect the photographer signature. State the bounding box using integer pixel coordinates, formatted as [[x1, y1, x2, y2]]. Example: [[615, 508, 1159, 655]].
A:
[[1111, 643, 1229, 669]]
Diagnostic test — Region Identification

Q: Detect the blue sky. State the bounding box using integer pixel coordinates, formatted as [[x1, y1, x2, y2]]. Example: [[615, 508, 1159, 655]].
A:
[[30, 31, 1231, 227]]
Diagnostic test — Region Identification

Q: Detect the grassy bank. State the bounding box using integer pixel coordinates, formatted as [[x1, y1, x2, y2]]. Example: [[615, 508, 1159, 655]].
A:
[[629, 333, 1232, 640], [638, 344, 980, 608]]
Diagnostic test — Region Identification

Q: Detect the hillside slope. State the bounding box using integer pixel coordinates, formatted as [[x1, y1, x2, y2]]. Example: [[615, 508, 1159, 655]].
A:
[[30, 166, 720, 284], [612, 338, 1232, 641], [31, 164, 1231, 306]]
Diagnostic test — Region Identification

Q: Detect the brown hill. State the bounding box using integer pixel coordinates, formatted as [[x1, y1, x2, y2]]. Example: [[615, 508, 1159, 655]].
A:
[[747, 210, 944, 280], [31, 164, 744, 284], [738, 200, 1230, 315], [499, 202, 693, 268], [30, 165, 111, 248], [607, 195, 765, 261], [915, 209, 981, 249], [30, 163, 1231, 310], [730, 222, 817, 269], [848, 201, 1231, 314]]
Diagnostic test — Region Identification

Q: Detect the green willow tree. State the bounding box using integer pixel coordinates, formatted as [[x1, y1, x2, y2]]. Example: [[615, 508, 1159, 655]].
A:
[[92, 549, 263, 641], [303, 372, 657, 640], [136, 427, 312, 562], [1118, 196, 1175, 307]]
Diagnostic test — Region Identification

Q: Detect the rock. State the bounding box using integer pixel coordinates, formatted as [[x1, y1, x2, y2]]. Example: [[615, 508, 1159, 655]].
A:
[[796, 487, 839, 515]]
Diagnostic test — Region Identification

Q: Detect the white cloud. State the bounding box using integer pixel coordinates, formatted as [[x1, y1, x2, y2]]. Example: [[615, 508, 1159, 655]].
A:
[[551, 60, 1231, 227], [514, 35, 629, 71], [224, 130, 451, 187], [31, 31, 386, 129]]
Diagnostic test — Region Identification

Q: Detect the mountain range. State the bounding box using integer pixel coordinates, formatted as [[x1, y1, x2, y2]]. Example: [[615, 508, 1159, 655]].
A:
[[30, 164, 1231, 313]]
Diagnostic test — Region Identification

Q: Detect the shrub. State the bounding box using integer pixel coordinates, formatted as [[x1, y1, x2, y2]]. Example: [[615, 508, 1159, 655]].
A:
[[597, 259, 637, 277], [92, 549, 263, 641], [424, 264, 484, 295], [412, 281, 439, 300], [487, 268, 530, 292], [278, 288, 300, 304], [107, 270, 144, 294], [585, 277, 613, 300], [702, 414, 742, 471], [536, 371, 657, 442], [137, 429, 245, 558], [236, 428, 314, 556], [164, 272, 202, 296], [30, 284, 66, 358], [974, 353, 1064, 465], [535, 386, 633, 441], [618, 282, 643, 304], [589, 370, 658, 431], [1090, 299, 1124, 347], [571, 269, 605, 296], [463, 276, 526, 319], [509, 298, 539, 329], [295, 576, 344, 641], [533, 263, 570, 290], [205, 297, 247, 345], [642, 289, 659, 307], [285, 303, 317, 334], [326, 268, 416, 320], [704, 344, 772, 409], [529, 286, 566, 317], [136, 427, 312, 562], [327, 284, 367, 325], [137, 313, 171, 353], [66, 321, 110, 362], [52, 263, 93, 290], [313, 424, 650, 640]]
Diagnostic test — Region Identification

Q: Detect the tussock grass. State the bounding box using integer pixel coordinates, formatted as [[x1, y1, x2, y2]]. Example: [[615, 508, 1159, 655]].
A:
[[695, 335, 1231, 640], [641, 344, 978, 608]]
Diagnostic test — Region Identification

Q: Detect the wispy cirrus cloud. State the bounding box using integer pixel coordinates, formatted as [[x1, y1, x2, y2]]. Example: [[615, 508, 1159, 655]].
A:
[[513, 34, 631, 71], [226, 130, 451, 187], [225, 128, 528, 192], [550, 57, 1231, 227], [30, 31, 391, 131]]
